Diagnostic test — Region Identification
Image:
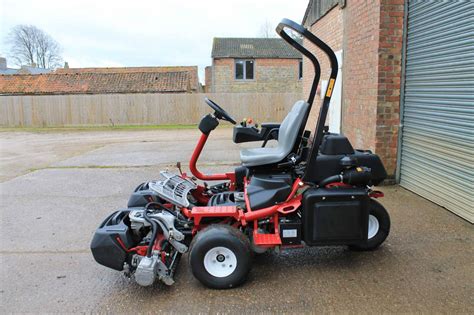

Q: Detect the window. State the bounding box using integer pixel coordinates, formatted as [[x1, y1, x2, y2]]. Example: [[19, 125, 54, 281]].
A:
[[235, 59, 254, 80], [299, 60, 303, 80]]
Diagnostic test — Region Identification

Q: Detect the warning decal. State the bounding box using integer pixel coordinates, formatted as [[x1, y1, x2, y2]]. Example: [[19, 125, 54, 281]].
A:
[[325, 78, 335, 97]]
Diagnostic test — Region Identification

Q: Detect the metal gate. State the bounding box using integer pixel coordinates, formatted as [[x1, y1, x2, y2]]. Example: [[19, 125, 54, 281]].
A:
[[399, 1, 474, 222]]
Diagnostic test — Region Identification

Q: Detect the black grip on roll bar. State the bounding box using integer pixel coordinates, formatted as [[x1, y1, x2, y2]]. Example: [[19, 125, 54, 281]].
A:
[[276, 19, 338, 103], [276, 19, 323, 154]]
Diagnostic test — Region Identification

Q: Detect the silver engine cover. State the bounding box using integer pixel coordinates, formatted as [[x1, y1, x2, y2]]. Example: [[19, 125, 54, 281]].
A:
[[134, 256, 158, 286], [128, 209, 187, 286], [148, 171, 196, 207]]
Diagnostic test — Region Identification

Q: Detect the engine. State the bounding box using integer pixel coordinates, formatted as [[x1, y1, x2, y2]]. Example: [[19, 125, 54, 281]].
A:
[[90, 171, 195, 287], [129, 209, 189, 286]]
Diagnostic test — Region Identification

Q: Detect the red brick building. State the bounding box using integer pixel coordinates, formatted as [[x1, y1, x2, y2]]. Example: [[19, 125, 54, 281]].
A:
[[207, 38, 302, 93], [302, 0, 473, 222], [204, 66, 212, 93]]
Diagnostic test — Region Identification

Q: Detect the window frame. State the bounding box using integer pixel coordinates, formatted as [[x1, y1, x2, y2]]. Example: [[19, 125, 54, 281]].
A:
[[298, 60, 303, 80], [234, 59, 255, 81]]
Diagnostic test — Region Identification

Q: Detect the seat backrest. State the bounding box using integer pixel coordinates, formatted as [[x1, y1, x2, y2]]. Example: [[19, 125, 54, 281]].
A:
[[277, 100, 309, 156]]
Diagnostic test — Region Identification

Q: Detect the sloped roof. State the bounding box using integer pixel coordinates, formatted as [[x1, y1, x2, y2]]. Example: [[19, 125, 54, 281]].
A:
[[55, 66, 199, 91], [0, 71, 191, 95], [212, 38, 302, 59], [0, 66, 52, 75], [0, 68, 18, 75]]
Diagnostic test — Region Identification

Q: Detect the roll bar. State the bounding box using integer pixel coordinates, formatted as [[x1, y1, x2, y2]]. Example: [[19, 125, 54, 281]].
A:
[[276, 18, 339, 180]]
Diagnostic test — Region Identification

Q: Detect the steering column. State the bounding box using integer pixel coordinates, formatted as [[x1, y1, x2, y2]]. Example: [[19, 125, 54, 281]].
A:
[[188, 98, 236, 183]]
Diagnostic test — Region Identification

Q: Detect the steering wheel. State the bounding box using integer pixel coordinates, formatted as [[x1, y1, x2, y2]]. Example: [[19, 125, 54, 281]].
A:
[[204, 98, 237, 124]]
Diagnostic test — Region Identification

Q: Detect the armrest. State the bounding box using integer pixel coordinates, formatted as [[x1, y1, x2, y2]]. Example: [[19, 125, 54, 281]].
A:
[[261, 123, 280, 130], [233, 126, 263, 143], [233, 123, 280, 144]]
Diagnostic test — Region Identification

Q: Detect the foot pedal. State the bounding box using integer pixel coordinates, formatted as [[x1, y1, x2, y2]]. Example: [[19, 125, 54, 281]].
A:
[[253, 231, 282, 246]]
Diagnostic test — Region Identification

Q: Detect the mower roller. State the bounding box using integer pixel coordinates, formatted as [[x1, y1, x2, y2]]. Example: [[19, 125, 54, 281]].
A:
[[91, 18, 391, 289]]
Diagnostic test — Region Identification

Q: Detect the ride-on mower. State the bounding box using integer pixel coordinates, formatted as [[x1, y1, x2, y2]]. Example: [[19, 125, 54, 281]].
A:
[[91, 18, 390, 289]]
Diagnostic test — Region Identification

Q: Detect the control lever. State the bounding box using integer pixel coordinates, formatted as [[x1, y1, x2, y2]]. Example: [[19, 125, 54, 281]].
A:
[[277, 154, 301, 168]]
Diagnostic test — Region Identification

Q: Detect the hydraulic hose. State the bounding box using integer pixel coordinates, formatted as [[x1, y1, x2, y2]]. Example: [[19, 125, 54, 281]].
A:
[[142, 202, 190, 257], [318, 175, 343, 187], [143, 203, 160, 257], [143, 202, 173, 257], [318, 167, 372, 187]]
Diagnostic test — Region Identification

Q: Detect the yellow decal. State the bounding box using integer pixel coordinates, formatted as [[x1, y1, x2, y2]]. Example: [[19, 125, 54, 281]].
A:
[[326, 78, 335, 97]]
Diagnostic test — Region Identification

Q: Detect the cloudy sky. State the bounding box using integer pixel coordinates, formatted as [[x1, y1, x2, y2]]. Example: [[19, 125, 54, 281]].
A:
[[0, 0, 308, 82]]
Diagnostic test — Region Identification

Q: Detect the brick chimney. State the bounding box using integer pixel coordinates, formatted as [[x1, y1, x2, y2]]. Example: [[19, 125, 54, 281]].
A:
[[64, 61, 69, 69], [0, 57, 6, 70]]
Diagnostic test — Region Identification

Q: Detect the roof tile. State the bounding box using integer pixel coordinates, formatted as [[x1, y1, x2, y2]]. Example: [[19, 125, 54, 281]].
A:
[[0, 71, 191, 95], [55, 66, 199, 91], [212, 38, 302, 59]]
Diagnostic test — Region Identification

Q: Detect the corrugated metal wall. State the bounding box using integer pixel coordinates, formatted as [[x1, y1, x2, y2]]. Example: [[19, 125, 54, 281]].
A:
[[399, 1, 474, 222]]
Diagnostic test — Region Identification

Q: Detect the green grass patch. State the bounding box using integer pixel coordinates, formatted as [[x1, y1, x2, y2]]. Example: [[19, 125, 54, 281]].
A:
[[27, 161, 240, 173]]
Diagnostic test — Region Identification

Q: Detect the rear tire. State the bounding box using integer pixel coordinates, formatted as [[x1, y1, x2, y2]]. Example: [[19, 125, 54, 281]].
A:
[[349, 199, 390, 251], [189, 225, 252, 289]]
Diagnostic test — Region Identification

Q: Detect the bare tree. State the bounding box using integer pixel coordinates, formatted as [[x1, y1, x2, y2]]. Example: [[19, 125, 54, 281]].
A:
[[7, 25, 62, 69], [258, 20, 276, 38]]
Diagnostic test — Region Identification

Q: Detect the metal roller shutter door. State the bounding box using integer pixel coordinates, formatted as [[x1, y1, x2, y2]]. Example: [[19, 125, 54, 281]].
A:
[[399, 1, 474, 222]]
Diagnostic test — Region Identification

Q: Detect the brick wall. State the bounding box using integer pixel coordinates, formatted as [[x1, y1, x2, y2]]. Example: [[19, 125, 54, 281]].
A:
[[303, 5, 344, 130], [376, 0, 404, 176], [341, 0, 380, 153], [204, 66, 212, 93], [211, 58, 302, 93], [302, 0, 403, 177]]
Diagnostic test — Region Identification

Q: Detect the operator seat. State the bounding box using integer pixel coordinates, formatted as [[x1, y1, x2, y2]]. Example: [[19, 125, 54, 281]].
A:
[[240, 100, 309, 167]]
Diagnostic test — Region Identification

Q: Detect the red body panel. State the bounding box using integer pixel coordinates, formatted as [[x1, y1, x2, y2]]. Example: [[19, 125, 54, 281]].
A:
[[191, 205, 241, 225], [253, 232, 282, 246], [189, 133, 235, 183]]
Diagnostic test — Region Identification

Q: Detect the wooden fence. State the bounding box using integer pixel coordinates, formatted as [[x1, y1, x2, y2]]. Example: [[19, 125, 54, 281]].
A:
[[0, 93, 303, 127]]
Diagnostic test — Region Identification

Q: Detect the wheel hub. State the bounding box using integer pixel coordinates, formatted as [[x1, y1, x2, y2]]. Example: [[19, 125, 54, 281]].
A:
[[368, 214, 380, 239], [203, 246, 237, 278]]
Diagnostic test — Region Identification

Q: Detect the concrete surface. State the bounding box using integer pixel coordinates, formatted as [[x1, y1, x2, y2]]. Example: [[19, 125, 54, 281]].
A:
[[1, 129, 473, 313]]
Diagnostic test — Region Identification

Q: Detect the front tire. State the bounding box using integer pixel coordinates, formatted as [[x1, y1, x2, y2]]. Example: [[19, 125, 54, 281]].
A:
[[189, 225, 252, 289], [350, 199, 390, 251]]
